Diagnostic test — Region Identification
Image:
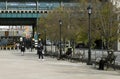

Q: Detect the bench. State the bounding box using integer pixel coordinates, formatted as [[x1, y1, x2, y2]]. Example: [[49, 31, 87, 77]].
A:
[[60, 48, 72, 60], [104, 55, 117, 70], [93, 50, 117, 70]]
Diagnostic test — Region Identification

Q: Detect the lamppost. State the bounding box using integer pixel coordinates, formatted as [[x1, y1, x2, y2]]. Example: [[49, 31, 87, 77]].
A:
[[38, 33, 40, 42], [44, 29, 47, 54], [36, 33, 40, 54], [59, 19, 62, 59], [87, 5, 92, 65]]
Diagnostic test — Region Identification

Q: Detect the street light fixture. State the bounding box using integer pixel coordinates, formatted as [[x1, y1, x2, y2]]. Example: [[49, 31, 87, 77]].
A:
[[58, 19, 62, 59], [87, 5, 92, 65]]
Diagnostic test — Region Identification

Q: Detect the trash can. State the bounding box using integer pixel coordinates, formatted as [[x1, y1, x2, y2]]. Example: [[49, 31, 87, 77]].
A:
[[99, 58, 105, 70]]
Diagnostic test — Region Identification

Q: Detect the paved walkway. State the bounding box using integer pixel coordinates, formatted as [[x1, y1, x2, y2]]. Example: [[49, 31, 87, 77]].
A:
[[0, 50, 120, 79]]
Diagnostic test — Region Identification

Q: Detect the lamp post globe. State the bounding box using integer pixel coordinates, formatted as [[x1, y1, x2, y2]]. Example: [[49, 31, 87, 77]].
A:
[[59, 20, 62, 25], [88, 6, 92, 14]]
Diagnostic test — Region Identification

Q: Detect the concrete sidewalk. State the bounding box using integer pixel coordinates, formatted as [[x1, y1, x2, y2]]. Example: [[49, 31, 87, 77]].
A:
[[0, 50, 120, 79]]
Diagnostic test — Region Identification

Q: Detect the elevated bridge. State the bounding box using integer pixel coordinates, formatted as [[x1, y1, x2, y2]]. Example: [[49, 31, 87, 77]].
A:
[[0, 1, 59, 25], [0, 0, 75, 25], [0, 0, 77, 39], [0, 0, 77, 44]]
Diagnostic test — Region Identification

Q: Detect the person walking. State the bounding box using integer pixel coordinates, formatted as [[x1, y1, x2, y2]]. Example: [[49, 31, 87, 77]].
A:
[[37, 42, 44, 60], [21, 42, 25, 56]]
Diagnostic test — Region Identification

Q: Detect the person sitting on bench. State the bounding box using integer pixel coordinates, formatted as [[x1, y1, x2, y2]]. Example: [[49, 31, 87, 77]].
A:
[[61, 47, 72, 59]]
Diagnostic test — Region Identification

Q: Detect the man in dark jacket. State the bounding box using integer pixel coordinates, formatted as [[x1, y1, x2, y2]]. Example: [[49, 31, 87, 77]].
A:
[[37, 43, 44, 59]]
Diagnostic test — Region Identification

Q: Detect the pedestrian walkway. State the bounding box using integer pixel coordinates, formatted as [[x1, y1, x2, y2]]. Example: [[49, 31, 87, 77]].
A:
[[0, 50, 120, 79]]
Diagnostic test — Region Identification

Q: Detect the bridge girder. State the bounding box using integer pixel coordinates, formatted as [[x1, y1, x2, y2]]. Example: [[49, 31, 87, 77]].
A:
[[0, 18, 36, 26], [0, 0, 73, 2]]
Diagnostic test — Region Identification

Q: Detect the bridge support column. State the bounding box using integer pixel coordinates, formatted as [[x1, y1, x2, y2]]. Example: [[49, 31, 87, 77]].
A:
[[32, 25, 35, 38], [36, 1, 38, 10], [5, 1, 8, 10]]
